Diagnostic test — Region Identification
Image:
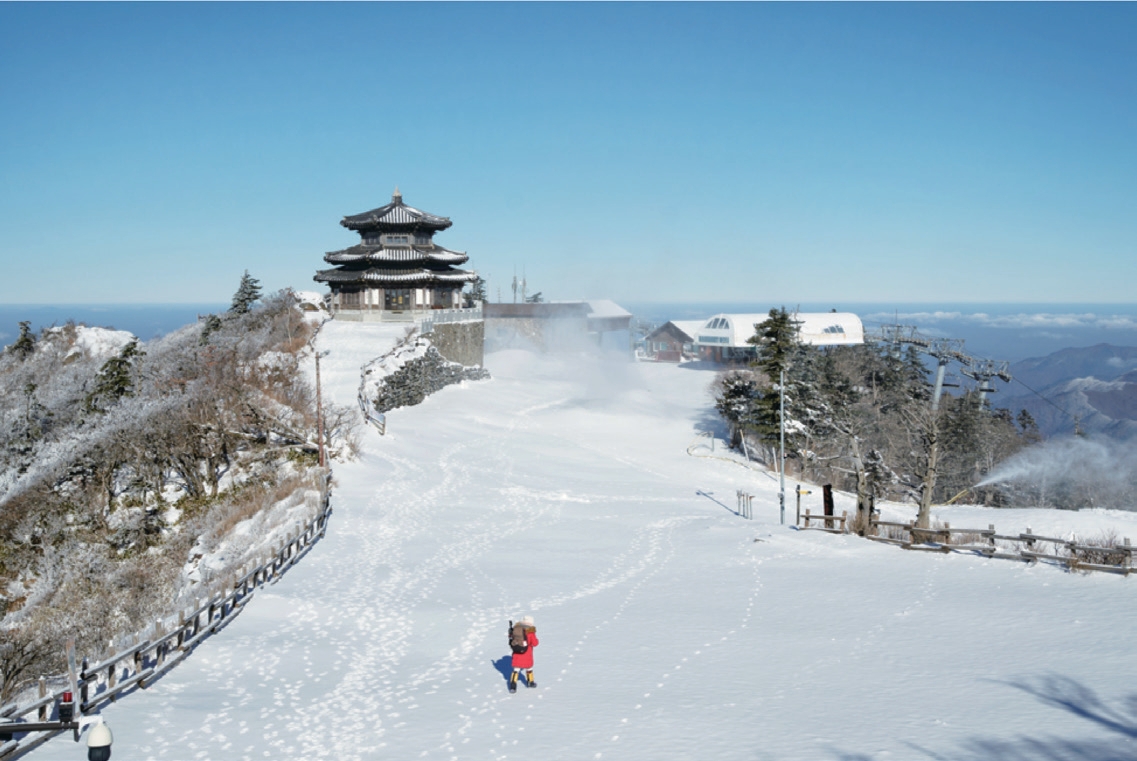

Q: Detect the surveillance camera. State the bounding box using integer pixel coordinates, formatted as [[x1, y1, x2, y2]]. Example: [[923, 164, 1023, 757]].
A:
[[86, 721, 113, 761]]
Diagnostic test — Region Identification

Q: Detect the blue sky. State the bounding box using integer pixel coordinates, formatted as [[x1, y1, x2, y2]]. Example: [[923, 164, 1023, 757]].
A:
[[1, 2, 1134, 306]]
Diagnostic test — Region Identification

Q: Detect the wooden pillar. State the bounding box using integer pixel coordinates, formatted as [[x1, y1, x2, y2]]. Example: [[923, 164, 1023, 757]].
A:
[[823, 484, 834, 529]]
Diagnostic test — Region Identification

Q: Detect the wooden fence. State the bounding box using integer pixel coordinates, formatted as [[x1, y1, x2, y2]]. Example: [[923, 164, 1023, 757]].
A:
[[867, 517, 1134, 575], [799, 508, 849, 534], [793, 507, 1133, 575], [0, 473, 334, 760]]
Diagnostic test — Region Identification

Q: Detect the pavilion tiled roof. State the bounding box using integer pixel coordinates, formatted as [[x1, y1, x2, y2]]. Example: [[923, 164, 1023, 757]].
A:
[[323, 244, 469, 267], [340, 188, 452, 232], [314, 266, 478, 286]]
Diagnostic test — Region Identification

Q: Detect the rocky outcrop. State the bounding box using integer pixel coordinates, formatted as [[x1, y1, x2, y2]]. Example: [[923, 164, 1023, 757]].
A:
[[372, 345, 490, 414]]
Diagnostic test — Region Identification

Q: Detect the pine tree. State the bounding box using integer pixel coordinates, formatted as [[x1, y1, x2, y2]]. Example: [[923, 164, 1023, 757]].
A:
[[15, 382, 52, 452], [199, 313, 223, 345], [714, 370, 763, 432], [465, 276, 488, 307], [1017, 409, 1042, 443], [229, 270, 262, 315], [9, 321, 36, 359], [744, 308, 804, 445], [747, 307, 799, 381], [85, 340, 145, 413]]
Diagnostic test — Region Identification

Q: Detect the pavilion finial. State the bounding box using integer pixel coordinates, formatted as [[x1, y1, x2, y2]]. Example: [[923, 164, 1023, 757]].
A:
[[392, 186, 402, 204]]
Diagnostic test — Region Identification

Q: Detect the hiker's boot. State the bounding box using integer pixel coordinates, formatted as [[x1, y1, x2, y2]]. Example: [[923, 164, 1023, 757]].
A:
[[526, 670, 536, 688], [509, 671, 519, 693]]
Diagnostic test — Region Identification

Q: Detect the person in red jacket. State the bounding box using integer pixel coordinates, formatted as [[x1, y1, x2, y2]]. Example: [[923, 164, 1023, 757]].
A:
[[510, 615, 539, 691]]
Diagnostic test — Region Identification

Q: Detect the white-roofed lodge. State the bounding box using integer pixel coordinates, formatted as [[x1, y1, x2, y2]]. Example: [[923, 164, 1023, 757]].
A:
[[694, 311, 864, 363]]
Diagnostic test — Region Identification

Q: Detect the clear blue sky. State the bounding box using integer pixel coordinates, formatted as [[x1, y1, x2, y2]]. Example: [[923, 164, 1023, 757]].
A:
[[1, 2, 1134, 305]]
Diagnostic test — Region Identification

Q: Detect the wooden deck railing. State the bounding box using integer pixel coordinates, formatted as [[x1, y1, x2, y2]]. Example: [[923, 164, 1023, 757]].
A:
[[0, 472, 333, 760]]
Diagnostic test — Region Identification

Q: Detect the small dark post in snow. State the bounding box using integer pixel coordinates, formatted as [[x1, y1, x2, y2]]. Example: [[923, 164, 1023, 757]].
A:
[[823, 485, 834, 530]]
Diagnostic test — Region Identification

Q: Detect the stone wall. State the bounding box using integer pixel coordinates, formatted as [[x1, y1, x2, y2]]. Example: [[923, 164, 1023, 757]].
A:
[[372, 345, 491, 414], [428, 321, 485, 367]]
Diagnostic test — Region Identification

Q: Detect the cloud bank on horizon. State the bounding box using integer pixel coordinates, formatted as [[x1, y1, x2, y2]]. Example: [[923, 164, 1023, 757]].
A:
[[863, 311, 1137, 332]]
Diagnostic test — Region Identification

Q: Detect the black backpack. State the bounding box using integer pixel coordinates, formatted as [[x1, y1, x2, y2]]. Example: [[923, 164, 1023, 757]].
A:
[[508, 620, 529, 654]]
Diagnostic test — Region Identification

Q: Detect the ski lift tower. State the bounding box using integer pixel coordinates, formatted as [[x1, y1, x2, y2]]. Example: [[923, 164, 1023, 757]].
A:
[[878, 324, 1013, 409], [960, 358, 1013, 409], [879, 325, 967, 411]]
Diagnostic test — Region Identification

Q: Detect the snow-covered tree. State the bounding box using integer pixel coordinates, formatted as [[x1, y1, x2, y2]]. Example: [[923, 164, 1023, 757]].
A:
[[199, 313, 223, 345], [229, 270, 262, 315], [85, 339, 145, 413], [8, 321, 36, 360]]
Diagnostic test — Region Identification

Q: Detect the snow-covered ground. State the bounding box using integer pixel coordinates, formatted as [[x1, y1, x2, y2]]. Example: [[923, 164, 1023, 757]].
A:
[[28, 322, 1137, 761]]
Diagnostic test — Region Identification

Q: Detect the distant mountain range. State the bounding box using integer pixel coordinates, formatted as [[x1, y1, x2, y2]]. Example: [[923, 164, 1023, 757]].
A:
[[994, 344, 1137, 439]]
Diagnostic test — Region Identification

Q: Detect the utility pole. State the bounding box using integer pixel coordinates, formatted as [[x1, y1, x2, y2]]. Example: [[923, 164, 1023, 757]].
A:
[[315, 350, 329, 468], [779, 368, 786, 525]]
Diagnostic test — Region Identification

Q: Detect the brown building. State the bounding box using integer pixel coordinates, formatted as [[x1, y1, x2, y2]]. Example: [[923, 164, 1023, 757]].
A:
[[641, 321, 702, 362]]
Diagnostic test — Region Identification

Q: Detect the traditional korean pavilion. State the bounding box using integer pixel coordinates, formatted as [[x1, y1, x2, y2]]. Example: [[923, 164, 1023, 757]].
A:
[[315, 189, 478, 317]]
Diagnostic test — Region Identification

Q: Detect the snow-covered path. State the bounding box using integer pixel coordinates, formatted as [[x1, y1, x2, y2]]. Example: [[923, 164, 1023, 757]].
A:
[[29, 324, 1137, 760]]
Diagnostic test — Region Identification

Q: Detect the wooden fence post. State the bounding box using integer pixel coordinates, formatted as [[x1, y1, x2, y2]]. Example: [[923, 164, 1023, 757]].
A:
[[107, 648, 118, 701], [80, 657, 89, 710], [155, 620, 166, 666], [37, 676, 47, 721]]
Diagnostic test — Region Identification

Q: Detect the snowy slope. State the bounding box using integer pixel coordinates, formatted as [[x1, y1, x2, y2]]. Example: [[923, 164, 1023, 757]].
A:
[[27, 323, 1137, 761]]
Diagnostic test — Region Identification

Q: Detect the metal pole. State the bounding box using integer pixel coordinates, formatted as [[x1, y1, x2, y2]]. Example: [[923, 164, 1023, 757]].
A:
[[779, 368, 786, 525], [931, 359, 948, 412], [315, 351, 326, 469]]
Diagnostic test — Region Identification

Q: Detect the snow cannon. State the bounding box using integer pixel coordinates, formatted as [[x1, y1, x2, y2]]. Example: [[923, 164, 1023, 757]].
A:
[[86, 718, 113, 761]]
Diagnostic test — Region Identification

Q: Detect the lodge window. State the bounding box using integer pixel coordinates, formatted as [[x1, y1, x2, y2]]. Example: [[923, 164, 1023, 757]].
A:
[[384, 235, 410, 245]]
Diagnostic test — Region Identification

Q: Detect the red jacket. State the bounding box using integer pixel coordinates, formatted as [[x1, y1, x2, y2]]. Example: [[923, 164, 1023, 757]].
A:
[[511, 628, 538, 669]]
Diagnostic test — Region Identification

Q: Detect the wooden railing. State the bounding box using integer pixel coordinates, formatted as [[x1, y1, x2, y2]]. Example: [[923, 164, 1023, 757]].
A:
[[799, 508, 849, 533], [867, 517, 1134, 575], [0, 473, 334, 760]]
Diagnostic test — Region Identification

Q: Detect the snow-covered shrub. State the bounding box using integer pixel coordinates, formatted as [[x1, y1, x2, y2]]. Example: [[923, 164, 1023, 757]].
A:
[[0, 291, 336, 702]]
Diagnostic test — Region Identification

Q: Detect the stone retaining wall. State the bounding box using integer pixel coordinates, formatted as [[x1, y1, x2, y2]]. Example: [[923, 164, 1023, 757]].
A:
[[428, 321, 485, 367]]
